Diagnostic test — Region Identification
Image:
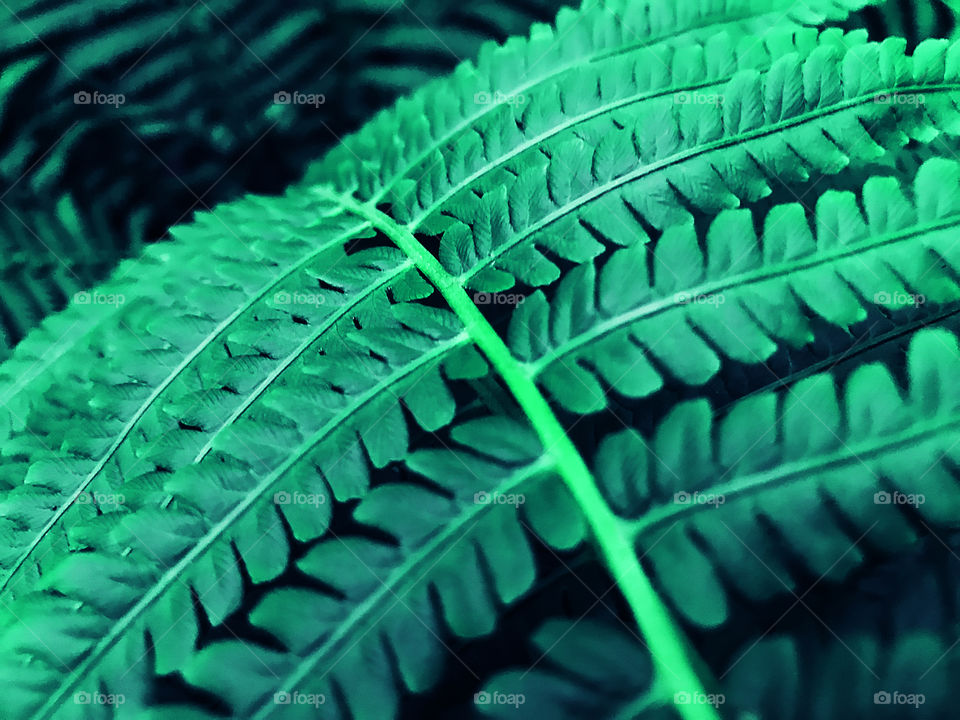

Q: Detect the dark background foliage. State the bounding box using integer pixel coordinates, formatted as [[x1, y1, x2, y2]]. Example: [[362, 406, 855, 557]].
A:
[[0, 0, 562, 357]]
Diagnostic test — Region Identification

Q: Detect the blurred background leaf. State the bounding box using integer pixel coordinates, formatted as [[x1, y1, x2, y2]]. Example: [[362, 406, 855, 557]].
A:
[[0, 0, 565, 358]]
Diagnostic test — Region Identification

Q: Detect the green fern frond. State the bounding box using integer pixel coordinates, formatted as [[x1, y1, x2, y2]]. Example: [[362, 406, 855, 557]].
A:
[[595, 328, 960, 627], [512, 156, 960, 413], [477, 617, 664, 719], [1, 6, 910, 605], [4, 2, 960, 720], [314, 0, 882, 199], [486, 544, 960, 720]]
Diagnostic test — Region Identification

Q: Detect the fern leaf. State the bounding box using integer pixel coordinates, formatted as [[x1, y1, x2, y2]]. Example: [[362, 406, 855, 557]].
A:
[[477, 618, 663, 719], [487, 539, 960, 720], [315, 0, 881, 199], [595, 328, 960, 627], [512, 156, 960, 413], [6, 4, 960, 720], [1, 0, 907, 611]]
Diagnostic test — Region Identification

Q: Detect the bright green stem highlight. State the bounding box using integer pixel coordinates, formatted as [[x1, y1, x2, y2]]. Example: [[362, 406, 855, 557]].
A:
[[327, 188, 721, 720]]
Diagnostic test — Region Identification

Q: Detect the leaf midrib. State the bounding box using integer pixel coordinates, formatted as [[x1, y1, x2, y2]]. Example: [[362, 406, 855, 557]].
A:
[[323, 191, 721, 720]]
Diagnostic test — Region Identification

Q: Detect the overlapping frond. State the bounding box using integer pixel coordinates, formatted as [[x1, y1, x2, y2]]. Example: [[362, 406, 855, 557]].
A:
[[593, 329, 960, 627]]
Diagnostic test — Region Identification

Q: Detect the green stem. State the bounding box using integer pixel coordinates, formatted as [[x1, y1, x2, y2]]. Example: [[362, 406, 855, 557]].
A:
[[326, 189, 720, 720]]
